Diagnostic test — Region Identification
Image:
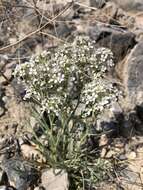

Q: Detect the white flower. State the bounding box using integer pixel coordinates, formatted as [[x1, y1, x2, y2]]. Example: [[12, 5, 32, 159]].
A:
[[14, 36, 121, 119]]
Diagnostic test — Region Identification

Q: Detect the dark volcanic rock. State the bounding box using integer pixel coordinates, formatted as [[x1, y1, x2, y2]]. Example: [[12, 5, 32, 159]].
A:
[[122, 41, 143, 107], [53, 23, 76, 39], [1, 158, 39, 190], [88, 24, 136, 62]]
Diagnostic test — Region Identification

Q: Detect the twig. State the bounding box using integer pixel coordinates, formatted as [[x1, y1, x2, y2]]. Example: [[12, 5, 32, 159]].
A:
[[39, 31, 65, 42], [0, 2, 73, 52], [75, 2, 98, 11], [32, 0, 44, 46]]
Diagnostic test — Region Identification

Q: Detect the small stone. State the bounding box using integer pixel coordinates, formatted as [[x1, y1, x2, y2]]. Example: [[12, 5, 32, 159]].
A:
[[1, 96, 8, 104], [99, 134, 108, 146], [118, 154, 127, 161], [115, 140, 124, 148], [115, 143, 124, 148], [4, 69, 12, 81], [41, 169, 69, 190], [120, 167, 139, 183], [126, 151, 137, 160], [0, 69, 12, 85], [100, 148, 107, 158], [21, 144, 46, 163], [105, 150, 116, 158]]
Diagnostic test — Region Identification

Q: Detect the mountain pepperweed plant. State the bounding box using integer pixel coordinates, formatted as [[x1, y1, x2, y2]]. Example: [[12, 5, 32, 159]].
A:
[[14, 36, 122, 189]]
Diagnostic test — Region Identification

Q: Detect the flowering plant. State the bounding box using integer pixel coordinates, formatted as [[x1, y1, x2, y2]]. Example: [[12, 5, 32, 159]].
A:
[[14, 36, 122, 189], [14, 36, 120, 120]]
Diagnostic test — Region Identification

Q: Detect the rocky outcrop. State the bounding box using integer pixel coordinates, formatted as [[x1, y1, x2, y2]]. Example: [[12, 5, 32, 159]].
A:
[[88, 24, 136, 62], [1, 158, 39, 190], [121, 40, 143, 108]]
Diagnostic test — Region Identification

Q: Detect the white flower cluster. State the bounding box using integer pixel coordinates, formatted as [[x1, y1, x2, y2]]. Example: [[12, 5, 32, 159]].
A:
[[81, 76, 120, 118], [14, 36, 121, 118]]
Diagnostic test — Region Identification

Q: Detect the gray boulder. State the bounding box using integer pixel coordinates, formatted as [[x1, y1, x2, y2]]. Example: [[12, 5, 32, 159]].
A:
[[1, 158, 39, 190], [88, 24, 136, 62], [121, 41, 143, 108], [41, 169, 69, 190]]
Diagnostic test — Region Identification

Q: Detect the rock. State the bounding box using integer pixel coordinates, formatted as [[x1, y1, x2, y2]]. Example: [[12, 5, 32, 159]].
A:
[[0, 107, 5, 117], [88, 24, 136, 62], [118, 154, 127, 161], [105, 150, 116, 158], [99, 134, 108, 146], [100, 148, 107, 158], [111, 0, 143, 12], [4, 69, 12, 81], [53, 23, 76, 39], [120, 167, 139, 184], [126, 151, 137, 160], [21, 144, 45, 163], [90, 0, 106, 8], [1, 158, 39, 190], [118, 112, 136, 137], [0, 68, 12, 85], [121, 41, 143, 108], [11, 79, 26, 98], [41, 169, 69, 190], [96, 117, 118, 136]]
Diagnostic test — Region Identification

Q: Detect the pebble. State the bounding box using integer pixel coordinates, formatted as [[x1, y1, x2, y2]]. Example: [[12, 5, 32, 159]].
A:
[[100, 148, 107, 158], [118, 154, 127, 161], [4, 69, 12, 81], [126, 151, 137, 160], [105, 150, 116, 158], [21, 144, 46, 163], [99, 134, 108, 147], [41, 169, 69, 190]]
